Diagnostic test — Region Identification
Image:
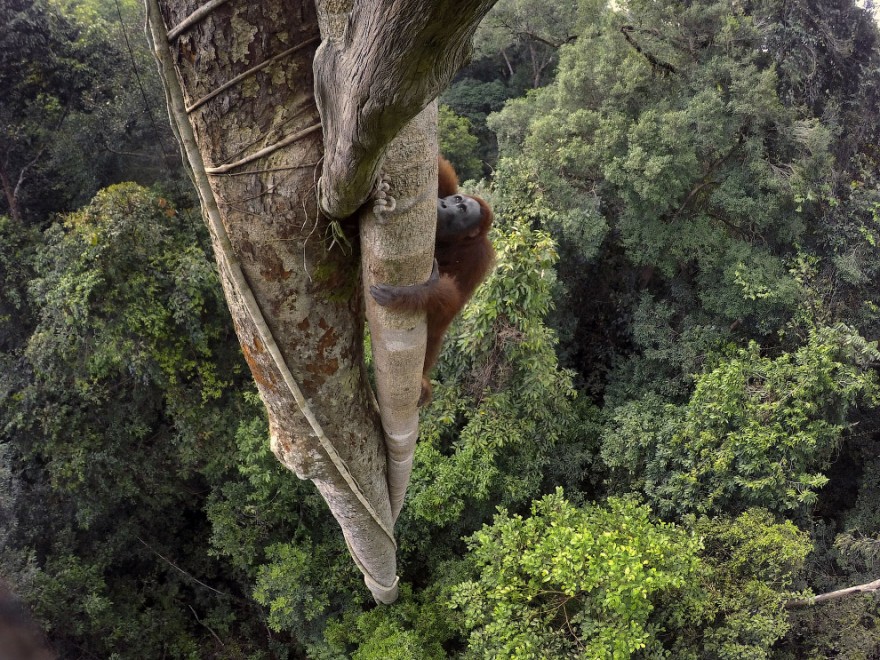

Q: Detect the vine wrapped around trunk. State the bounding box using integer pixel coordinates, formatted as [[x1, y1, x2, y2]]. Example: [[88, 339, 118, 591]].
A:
[[146, 0, 497, 604]]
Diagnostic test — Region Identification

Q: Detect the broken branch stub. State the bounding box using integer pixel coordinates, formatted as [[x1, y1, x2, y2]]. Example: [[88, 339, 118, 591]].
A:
[[313, 0, 498, 219]]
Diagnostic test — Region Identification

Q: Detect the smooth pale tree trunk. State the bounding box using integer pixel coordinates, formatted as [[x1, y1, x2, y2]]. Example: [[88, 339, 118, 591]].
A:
[[360, 104, 438, 521], [146, 0, 495, 604]]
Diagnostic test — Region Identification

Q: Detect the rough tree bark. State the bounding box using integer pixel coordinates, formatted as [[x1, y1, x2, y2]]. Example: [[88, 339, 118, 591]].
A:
[[313, 0, 497, 220], [146, 0, 495, 604]]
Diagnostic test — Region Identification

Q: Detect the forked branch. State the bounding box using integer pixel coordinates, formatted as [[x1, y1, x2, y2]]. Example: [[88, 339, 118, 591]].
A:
[[313, 0, 497, 219]]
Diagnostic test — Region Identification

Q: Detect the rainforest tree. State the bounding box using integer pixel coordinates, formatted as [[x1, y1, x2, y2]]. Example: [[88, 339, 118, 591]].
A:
[[145, 0, 502, 602]]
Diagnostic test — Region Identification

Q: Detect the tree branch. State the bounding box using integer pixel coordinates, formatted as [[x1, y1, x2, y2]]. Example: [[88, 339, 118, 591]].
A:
[[147, 0, 400, 604], [620, 25, 678, 75], [516, 29, 576, 50], [785, 578, 880, 608], [313, 0, 497, 218], [12, 147, 46, 210], [494, 18, 577, 50], [670, 132, 745, 222], [137, 536, 230, 598], [501, 48, 515, 79]]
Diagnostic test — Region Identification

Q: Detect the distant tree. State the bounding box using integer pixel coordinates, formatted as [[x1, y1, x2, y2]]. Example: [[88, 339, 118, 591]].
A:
[[489, 0, 880, 402], [0, 0, 113, 223], [0, 185, 267, 655], [451, 492, 811, 658], [474, 0, 581, 89], [602, 324, 880, 518], [439, 0, 587, 177], [0, 0, 181, 225], [439, 105, 482, 182], [54, 0, 183, 198], [451, 491, 700, 658], [441, 78, 511, 173]]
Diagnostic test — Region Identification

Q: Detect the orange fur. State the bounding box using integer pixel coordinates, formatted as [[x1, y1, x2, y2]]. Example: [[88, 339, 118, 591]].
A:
[[438, 156, 459, 198], [371, 156, 494, 405]]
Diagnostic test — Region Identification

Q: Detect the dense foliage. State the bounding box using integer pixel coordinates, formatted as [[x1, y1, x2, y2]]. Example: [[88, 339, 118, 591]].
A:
[[0, 0, 182, 225], [2, 0, 880, 657]]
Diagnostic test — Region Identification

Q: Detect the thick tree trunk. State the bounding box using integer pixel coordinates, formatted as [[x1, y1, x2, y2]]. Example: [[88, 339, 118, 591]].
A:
[[147, 0, 498, 606], [146, 0, 398, 603]]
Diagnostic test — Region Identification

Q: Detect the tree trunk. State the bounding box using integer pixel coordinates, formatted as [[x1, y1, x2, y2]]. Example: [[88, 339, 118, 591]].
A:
[[313, 0, 496, 521], [786, 577, 880, 608], [146, 0, 498, 605], [0, 161, 23, 224], [360, 104, 438, 521], [146, 0, 398, 603]]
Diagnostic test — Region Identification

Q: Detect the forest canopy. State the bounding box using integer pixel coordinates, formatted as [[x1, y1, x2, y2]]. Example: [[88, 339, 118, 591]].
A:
[[2, 0, 880, 657]]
